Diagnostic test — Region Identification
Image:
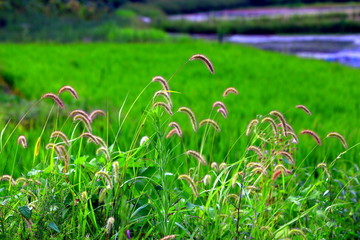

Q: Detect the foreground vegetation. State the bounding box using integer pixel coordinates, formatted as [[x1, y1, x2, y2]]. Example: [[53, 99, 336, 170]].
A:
[[0, 51, 359, 239]]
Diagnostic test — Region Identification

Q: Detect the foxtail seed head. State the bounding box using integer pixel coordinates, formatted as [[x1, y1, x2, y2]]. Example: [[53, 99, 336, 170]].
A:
[[261, 117, 278, 137], [219, 162, 227, 171], [58, 85, 78, 99], [178, 174, 199, 197], [300, 129, 322, 145], [189, 54, 214, 74], [223, 87, 238, 97], [270, 110, 288, 136], [276, 151, 294, 165], [153, 101, 173, 115], [50, 131, 70, 146], [326, 132, 348, 149], [153, 90, 173, 107], [199, 119, 221, 132], [106, 217, 115, 234], [168, 122, 183, 136], [247, 146, 263, 159], [41, 93, 65, 108], [1, 175, 16, 185], [185, 150, 207, 165], [160, 235, 176, 240], [166, 129, 181, 138], [95, 171, 113, 189], [17, 135, 27, 148], [246, 119, 259, 136], [152, 76, 170, 92], [202, 174, 212, 186], [217, 108, 228, 118], [89, 110, 106, 122], [178, 107, 198, 132], [210, 162, 219, 172], [74, 115, 92, 132], [295, 105, 312, 116]]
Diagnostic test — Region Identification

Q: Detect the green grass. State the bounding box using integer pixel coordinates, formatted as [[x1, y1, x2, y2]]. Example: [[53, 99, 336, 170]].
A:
[[0, 42, 359, 239], [0, 42, 359, 176]]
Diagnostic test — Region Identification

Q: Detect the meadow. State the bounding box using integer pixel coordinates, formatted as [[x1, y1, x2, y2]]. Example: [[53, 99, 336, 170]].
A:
[[0, 42, 359, 239]]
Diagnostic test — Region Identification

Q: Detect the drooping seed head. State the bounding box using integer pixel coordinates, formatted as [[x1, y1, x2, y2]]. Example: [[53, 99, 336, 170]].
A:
[[246, 119, 259, 136], [202, 174, 212, 186], [199, 119, 221, 132], [270, 110, 288, 136], [289, 228, 307, 239], [50, 131, 70, 146], [96, 147, 111, 161], [152, 76, 170, 93], [17, 135, 27, 148], [89, 110, 106, 122], [178, 174, 199, 197], [276, 151, 294, 165], [274, 164, 292, 175], [168, 122, 183, 136], [300, 129, 322, 145], [166, 128, 181, 139], [295, 105, 312, 116], [41, 93, 65, 109], [1, 175, 16, 185], [95, 171, 113, 189], [69, 110, 91, 121], [189, 54, 215, 74], [58, 85, 78, 100], [271, 170, 283, 181], [80, 132, 100, 145], [223, 87, 238, 97], [261, 117, 278, 137], [140, 136, 149, 146], [210, 162, 219, 172], [112, 161, 120, 183], [231, 172, 240, 188], [326, 132, 348, 149], [99, 186, 109, 203], [287, 131, 299, 144], [212, 101, 227, 112], [185, 150, 207, 165], [178, 107, 198, 132], [219, 162, 227, 170], [153, 101, 173, 115], [73, 115, 92, 132], [217, 108, 228, 118], [153, 90, 173, 107], [247, 146, 263, 159], [106, 217, 115, 235], [160, 235, 176, 240]]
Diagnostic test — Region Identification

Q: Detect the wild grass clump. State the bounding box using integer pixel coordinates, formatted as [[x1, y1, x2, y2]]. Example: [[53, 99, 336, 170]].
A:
[[0, 54, 359, 239]]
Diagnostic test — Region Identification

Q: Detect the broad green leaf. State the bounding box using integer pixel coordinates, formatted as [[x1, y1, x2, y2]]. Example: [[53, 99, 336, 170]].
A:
[[48, 222, 60, 233], [18, 205, 31, 220]]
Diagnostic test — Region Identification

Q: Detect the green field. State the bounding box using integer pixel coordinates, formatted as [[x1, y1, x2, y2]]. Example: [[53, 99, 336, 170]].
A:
[[0, 42, 359, 175], [0, 42, 359, 239]]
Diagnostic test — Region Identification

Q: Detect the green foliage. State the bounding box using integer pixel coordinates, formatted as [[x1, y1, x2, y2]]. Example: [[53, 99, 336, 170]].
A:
[[0, 42, 359, 177], [0, 50, 358, 239]]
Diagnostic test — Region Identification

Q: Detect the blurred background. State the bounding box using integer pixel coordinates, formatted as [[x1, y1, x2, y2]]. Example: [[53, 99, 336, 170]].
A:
[[2, 0, 360, 66]]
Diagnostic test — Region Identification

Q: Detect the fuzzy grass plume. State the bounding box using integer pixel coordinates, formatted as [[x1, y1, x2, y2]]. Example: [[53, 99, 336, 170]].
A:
[[178, 174, 199, 197], [199, 119, 221, 132], [300, 129, 322, 145], [295, 104, 312, 116], [189, 54, 214, 74], [178, 107, 197, 131], [58, 85, 78, 100], [41, 93, 65, 109], [222, 87, 238, 97], [326, 132, 348, 149], [185, 150, 207, 165]]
